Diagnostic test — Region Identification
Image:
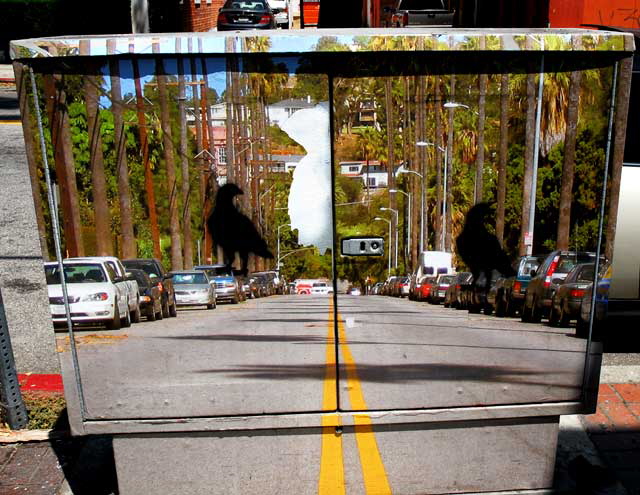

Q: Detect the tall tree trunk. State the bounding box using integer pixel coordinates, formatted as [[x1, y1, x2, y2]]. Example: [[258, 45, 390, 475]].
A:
[[385, 77, 397, 269], [445, 74, 455, 252], [475, 51, 487, 204], [132, 52, 161, 260], [14, 62, 49, 259], [556, 68, 582, 250], [519, 71, 537, 256], [434, 76, 443, 251], [80, 43, 112, 256], [154, 47, 184, 270], [108, 41, 135, 259], [496, 72, 509, 245], [605, 56, 633, 262], [177, 45, 194, 268], [43, 73, 84, 257], [418, 75, 428, 252]]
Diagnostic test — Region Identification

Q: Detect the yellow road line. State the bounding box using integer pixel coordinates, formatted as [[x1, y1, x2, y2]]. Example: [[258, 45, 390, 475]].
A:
[[338, 316, 392, 495], [0, 121, 22, 125], [318, 302, 345, 495]]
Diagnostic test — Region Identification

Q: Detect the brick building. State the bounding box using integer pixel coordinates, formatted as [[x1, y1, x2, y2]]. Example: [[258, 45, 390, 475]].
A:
[[179, 0, 226, 31]]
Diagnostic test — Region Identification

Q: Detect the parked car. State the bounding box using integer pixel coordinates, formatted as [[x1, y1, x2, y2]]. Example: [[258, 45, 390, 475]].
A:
[[428, 274, 456, 305], [311, 281, 333, 295], [217, 0, 276, 31], [522, 251, 597, 323], [416, 276, 436, 302], [444, 272, 473, 309], [171, 270, 216, 309], [44, 260, 131, 330], [372, 282, 384, 295], [212, 274, 243, 304], [123, 258, 177, 318], [468, 270, 502, 314], [347, 287, 361, 296], [576, 262, 612, 339], [71, 256, 141, 323], [490, 255, 544, 317], [267, 0, 289, 28], [127, 268, 163, 321], [549, 263, 595, 327], [254, 271, 285, 294], [382, 0, 454, 27]]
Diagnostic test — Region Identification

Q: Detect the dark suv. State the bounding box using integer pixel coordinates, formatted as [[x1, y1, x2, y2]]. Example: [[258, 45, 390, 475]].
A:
[[521, 251, 596, 323], [122, 258, 177, 318]]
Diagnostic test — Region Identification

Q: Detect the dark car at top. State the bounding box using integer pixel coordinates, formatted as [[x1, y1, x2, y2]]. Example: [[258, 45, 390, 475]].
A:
[[217, 0, 276, 31], [521, 251, 597, 323], [127, 268, 163, 321], [382, 0, 454, 27], [549, 263, 595, 327], [122, 258, 177, 318], [489, 255, 544, 317]]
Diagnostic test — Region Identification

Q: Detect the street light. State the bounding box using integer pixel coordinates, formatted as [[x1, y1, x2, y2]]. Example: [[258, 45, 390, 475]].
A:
[[276, 223, 291, 270], [258, 184, 275, 226], [389, 188, 411, 259], [420, 142, 448, 252], [380, 207, 398, 269], [374, 217, 391, 277], [397, 166, 424, 253]]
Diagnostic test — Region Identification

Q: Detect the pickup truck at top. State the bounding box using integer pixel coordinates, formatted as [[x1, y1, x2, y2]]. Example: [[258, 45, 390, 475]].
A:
[[68, 256, 141, 323], [382, 0, 454, 27]]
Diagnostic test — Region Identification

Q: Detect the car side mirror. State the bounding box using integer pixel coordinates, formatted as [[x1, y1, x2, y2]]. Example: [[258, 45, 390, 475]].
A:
[[529, 269, 537, 277]]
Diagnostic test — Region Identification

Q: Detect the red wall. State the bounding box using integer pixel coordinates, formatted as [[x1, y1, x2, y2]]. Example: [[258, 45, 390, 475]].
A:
[[549, 0, 640, 28], [179, 0, 226, 31]]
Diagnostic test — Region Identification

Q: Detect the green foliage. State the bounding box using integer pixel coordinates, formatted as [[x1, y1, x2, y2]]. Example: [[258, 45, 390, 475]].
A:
[[22, 392, 67, 430]]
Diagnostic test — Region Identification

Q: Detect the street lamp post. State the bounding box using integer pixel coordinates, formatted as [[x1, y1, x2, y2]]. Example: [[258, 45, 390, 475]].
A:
[[389, 188, 411, 259], [421, 142, 448, 252], [374, 217, 392, 277], [397, 168, 424, 254], [380, 207, 398, 268], [276, 223, 291, 271]]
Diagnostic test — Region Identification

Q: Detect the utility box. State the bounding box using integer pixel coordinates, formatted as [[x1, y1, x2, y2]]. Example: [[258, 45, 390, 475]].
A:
[[10, 28, 633, 494]]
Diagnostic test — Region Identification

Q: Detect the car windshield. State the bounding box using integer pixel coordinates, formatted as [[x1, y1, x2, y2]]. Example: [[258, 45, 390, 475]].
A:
[[577, 265, 595, 283], [45, 264, 106, 284], [131, 271, 150, 288], [173, 273, 208, 285], [196, 265, 231, 276], [439, 276, 455, 284], [123, 261, 161, 278], [398, 0, 444, 10], [224, 0, 267, 9], [556, 253, 596, 274], [520, 259, 539, 277]]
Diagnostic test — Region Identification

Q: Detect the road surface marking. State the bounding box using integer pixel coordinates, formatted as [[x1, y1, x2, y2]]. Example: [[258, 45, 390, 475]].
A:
[[337, 315, 392, 495], [318, 304, 345, 495]]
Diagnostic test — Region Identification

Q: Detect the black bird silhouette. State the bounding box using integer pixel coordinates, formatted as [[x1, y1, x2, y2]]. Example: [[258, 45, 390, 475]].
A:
[[207, 183, 274, 276], [455, 202, 515, 289]]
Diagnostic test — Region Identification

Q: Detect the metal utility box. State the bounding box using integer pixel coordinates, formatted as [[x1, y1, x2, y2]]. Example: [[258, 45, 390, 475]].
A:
[[10, 28, 633, 494]]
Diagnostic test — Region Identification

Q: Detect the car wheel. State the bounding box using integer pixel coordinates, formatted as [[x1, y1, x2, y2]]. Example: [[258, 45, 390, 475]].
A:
[[521, 297, 531, 322], [122, 302, 132, 328], [106, 302, 121, 330], [206, 303, 214, 310], [558, 303, 570, 327], [548, 302, 559, 326], [162, 297, 170, 318], [576, 317, 589, 338], [131, 301, 141, 324], [530, 296, 542, 323], [232, 296, 239, 304], [147, 305, 156, 322], [494, 292, 505, 317], [169, 297, 178, 317]]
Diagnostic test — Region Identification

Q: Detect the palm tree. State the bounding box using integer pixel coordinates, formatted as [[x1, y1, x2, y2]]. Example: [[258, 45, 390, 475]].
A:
[[132, 57, 161, 260], [385, 77, 398, 268], [519, 70, 537, 256], [606, 57, 633, 262], [434, 76, 444, 251], [556, 67, 582, 250], [14, 62, 49, 258], [107, 40, 135, 258], [177, 45, 194, 269], [496, 72, 509, 245], [475, 58, 487, 204], [154, 50, 184, 270], [79, 42, 112, 255], [43, 73, 84, 257], [445, 74, 455, 252]]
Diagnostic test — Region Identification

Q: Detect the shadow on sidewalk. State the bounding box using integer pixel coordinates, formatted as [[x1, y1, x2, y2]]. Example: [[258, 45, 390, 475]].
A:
[[50, 411, 119, 494]]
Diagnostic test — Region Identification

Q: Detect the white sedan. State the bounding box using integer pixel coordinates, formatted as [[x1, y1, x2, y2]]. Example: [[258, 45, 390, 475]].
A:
[[45, 261, 131, 330]]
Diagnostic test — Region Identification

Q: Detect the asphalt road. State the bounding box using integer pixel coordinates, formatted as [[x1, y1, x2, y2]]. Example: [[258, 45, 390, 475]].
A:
[[57, 293, 593, 420]]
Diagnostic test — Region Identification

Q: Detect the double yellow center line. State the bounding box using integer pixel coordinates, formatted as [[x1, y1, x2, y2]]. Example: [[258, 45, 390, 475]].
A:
[[319, 299, 391, 494]]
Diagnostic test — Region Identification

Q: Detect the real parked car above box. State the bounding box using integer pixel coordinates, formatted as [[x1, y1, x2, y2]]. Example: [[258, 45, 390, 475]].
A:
[[217, 0, 276, 31], [382, 0, 454, 27], [122, 258, 177, 318], [171, 270, 217, 309]]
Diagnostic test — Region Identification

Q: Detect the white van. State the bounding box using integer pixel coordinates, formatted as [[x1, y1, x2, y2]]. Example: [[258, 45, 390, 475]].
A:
[[416, 251, 454, 279], [267, 0, 289, 28]]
